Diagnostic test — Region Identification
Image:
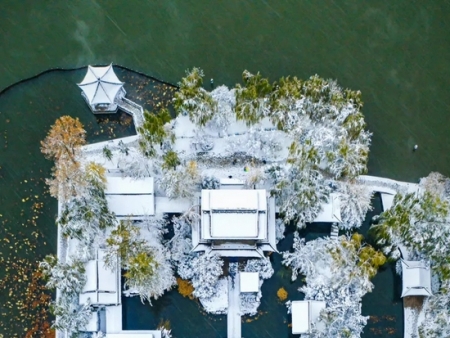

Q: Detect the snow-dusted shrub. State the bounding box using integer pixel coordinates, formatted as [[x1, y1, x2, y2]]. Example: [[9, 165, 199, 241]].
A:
[[191, 133, 214, 153], [338, 180, 373, 230], [40, 255, 86, 296], [51, 296, 92, 338], [244, 257, 274, 280], [185, 252, 224, 299], [275, 218, 286, 243], [201, 175, 220, 190], [199, 277, 228, 314], [240, 291, 261, 316], [239, 258, 274, 316], [159, 327, 173, 338]]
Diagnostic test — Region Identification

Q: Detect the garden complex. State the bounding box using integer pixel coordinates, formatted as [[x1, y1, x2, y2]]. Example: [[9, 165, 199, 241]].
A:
[[40, 65, 450, 338]]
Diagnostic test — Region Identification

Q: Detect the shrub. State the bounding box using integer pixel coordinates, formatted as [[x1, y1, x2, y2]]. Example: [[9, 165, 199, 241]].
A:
[[177, 277, 195, 299], [277, 287, 288, 301], [201, 175, 220, 190]]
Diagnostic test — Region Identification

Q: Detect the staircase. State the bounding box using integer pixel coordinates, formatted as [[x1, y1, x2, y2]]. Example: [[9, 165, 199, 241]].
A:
[[330, 223, 339, 240]]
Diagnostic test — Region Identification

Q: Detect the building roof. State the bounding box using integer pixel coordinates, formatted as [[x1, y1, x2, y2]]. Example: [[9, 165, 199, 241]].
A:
[[291, 300, 326, 334], [401, 260, 432, 297], [240, 272, 259, 293], [193, 189, 277, 257], [78, 64, 124, 105], [314, 193, 342, 223], [201, 189, 266, 240], [79, 249, 120, 306], [105, 176, 155, 218]]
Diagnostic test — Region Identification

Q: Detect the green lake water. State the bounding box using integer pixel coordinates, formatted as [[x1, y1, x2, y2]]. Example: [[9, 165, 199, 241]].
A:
[[1, 1, 449, 337]]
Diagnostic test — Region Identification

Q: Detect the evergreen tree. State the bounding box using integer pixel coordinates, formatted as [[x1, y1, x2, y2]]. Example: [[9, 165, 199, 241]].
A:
[[235, 70, 272, 126], [138, 108, 173, 157], [39, 255, 86, 296], [173, 67, 217, 127]]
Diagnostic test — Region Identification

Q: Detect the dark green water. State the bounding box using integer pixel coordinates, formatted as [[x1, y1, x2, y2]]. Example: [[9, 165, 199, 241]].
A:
[[1, 1, 449, 336], [1, 1, 450, 180]]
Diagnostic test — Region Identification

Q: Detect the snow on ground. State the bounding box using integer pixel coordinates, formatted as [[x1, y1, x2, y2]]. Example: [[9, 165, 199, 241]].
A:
[[199, 277, 228, 314], [404, 306, 419, 338], [239, 279, 264, 316]]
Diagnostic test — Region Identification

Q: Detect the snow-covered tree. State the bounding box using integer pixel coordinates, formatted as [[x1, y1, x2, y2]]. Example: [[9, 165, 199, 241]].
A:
[[327, 136, 370, 179], [269, 76, 303, 131], [57, 185, 115, 246], [51, 296, 92, 338], [208, 85, 236, 136], [419, 172, 450, 201], [418, 286, 450, 338], [41, 115, 86, 164], [162, 150, 181, 170], [39, 254, 86, 296], [173, 67, 217, 127], [118, 148, 155, 179], [178, 252, 224, 299], [311, 301, 368, 338], [106, 218, 175, 304], [159, 162, 200, 200], [123, 247, 175, 304], [138, 108, 173, 157], [235, 70, 272, 126], [269, 142, 331, 228], [103, 219, 144, 270], [338, 180, 373, 230], [168, 216, 194, 271], [370, 192, 450, 271], [283, 234, 385, 338], [41, 116, 87, 202]]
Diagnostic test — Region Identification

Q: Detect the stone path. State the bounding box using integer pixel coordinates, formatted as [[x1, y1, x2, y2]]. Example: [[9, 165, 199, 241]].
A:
[[227, 273, 242, 338]]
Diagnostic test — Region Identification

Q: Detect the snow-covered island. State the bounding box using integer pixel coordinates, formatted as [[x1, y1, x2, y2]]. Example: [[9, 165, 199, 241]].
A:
[[39, 65, 450, 338]]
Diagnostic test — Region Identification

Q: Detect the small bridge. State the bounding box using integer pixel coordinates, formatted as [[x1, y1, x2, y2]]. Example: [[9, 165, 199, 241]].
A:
[[116, 96, 144, 129]]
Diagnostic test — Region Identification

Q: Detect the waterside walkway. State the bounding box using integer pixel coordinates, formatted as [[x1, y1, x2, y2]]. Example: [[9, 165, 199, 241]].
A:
[[227, 273, 242, 338]]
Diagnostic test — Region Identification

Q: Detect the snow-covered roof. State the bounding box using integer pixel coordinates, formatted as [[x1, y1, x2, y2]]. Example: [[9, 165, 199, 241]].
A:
[[401, 260, 432, 297], [219, 178, 245, 189], [78, 64, 124, 105], [79, 249, 120, 306], [291, 300, 326, 334], [201, 189, 267, 239], [314, 193, 341, 223], [240, 272, 259, 293], [105, 176, 155, 218]]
